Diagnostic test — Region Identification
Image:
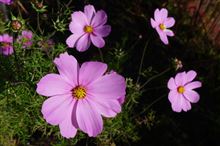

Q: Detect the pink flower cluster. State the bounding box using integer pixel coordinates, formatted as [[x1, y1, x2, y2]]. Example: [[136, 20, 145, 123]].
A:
[[17, 30, 33, 49], [0, 0, 13, 5], [0, 34, 13, 56]]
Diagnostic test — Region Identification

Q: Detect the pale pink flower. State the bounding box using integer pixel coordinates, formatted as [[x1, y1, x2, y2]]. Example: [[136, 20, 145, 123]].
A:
[[151, 8, 175, 45], [0, 0, 13, 5], [66, 4, 111, 52], [0, 34, 13, 56], [167, 70, 202, 112], [36, 52, 126, 138], [17, 30, 33, 48]]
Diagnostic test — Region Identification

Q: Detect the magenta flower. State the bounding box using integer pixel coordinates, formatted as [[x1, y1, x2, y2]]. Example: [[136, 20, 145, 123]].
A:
[[36, 52, 126, 138], [66, 4, 111, 52], [167, 70, 202, 112], [150, 8, 175, 45], [17, 30, 33, 48], [0, 34, 13, 56], [0, 0, 13, 5]]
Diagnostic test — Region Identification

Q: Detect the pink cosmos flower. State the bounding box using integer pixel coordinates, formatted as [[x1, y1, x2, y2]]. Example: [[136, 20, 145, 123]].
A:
[[0, 0, 12, 5], [0, 34, 13, 56], [36, 52, 125, 138], [66, 4, 111, 52], [150, 8, 175, 45], [17, 30, 33, 48], [167, 70, 202, 112]]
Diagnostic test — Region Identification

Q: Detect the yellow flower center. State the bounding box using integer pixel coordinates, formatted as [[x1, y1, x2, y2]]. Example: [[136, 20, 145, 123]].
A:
[[72, 86, 87, 99], [84, 25, 93, 33], [1, 42, 9, 47], [177, 86, 185, 94], [159, 24, 166, 30]]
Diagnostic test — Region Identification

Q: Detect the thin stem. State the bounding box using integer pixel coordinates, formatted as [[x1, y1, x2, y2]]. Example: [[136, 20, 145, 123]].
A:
[[37, 12, 43, 34], [132, 94, 166, 119], [136, 40, 149, 84], [98, 48, 104, 62], [140, 67, 170, 89]]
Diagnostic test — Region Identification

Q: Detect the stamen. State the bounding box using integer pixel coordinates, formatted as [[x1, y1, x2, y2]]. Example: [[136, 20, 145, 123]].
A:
[[84, 25, 93, 33], [72, 86, 87, 99], [159, 24, 166, 30], [177, 86, 185, 94]]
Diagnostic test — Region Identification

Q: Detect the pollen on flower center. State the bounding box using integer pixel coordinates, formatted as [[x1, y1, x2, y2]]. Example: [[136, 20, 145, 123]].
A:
[[84, 25, 93, 33], [159, 24, 166, 30], [72, 86, 87, 99], [177, 86, 185, 94], [1, 42, 9, 47]]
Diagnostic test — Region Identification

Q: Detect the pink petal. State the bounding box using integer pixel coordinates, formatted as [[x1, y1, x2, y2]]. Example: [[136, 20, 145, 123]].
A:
[[76, 99, 103, 137], [69, 21, 84, 34], [76, 34, 91, 52], [180, 96, 191, 112], [91, 10, 107, 27], [171, 93, 183, 112], [183, 90, 200, 103], [36, 74, 72, 96], [79, 61, 107, 86], [59, 99, 77, 138], [87, 95, 121, 118], [41, 93, 73, 125], [164, 17, 175, 28], [165, 30, 174, 37], [66, 34, 81, 48], [167, 77, 177, 90], [118, 96, 125, 104], [185, 81, 202, 90], [90, 35, 105, 48], [154, 9, 161, 22], [84, 4, 96, 24], [174, 72, 187, 86], [53, 52, 79, 87], [168, 90, 179, 104], [71, 11, 88, 26], [87, 72, 126, 100], [159, 8, 168, 21], [93, 25, 111, 37], [150, 18, 158, 28], [158, 30, 169, 45], [186, 70, 197, 82]]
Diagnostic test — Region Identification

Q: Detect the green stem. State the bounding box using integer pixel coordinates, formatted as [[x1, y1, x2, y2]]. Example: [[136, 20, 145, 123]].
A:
[[98, 48, 104, 62], [140, 67, 170, 89], [37, 12, 43, 34]]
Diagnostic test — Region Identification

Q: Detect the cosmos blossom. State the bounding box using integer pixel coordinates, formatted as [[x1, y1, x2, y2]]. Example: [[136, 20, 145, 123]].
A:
[[0, 33, 14, 56], [17, 30, 33, 48], [66, 4, 111, 52], [36, 52, 126, 138], [0, 0, 13, 5], [167, 70, 202, 112], [150, 8, 175, 45]]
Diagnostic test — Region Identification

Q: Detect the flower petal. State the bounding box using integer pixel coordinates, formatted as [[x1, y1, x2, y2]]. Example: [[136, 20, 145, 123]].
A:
[[90, 35, 105, 48], [118, 96, 125, 104], [41, 93, 73, 125], [76, 34, 91, 52], [174, 72, 187, 86], [183, 90, 200, 103], [59, 99, 77, 138], [36, 74, 72, 96], [150, 18, 158, 28], [154, 8, 161, 22], [79, 61, 107, 86], [159, 8, 168, 21], [91, 10, 107, 27], [94, 25, 111, 37], [87, 95, 121, 118], [71, 11, 88, 26], [167, 77, 177, 90], [171, 93, 183, 112], [180, 96, 191, 112], [69, 21, 84, 34], [76, 99, 103, 137], [168, 90, 179, 104], [185, 81, 202, 90], [66, 34, 81, 48], [165, 29, 174, 37], [53, 52, 79, 87], [159, 30, 169, 45], [84, 4, 96, 24], [87, 72, 126, 100], [164, 17, 175, 28], [186, 70, 197, 82]]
